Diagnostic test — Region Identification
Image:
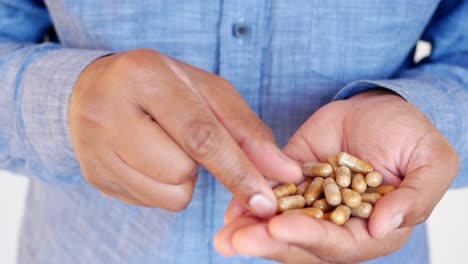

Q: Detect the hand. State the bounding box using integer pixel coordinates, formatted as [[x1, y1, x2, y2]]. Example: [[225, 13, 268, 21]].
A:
[[214, 90, 460, 263], [69, 49, 301, 215]]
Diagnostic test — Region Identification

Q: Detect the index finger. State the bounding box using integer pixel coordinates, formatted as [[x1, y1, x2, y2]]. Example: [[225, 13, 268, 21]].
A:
[[136, 52, 278, 217]]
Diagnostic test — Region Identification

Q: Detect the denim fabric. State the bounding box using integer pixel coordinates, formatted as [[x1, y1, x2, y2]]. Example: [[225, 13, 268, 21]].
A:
[[1, 0, 467, 263]]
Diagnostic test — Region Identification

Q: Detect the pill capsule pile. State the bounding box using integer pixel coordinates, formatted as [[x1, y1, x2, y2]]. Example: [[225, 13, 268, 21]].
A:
[[273, 152, 396, 225]]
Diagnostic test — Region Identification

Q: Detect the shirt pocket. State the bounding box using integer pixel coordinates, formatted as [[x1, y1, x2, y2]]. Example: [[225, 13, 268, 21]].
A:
[[306, 0, 439, 84]]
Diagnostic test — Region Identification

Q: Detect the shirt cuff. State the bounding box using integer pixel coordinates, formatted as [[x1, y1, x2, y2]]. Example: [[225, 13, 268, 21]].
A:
[[20, 48, 112, 184]]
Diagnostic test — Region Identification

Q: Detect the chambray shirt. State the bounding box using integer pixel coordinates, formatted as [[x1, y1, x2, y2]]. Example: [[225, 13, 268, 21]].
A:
[[1, 1, 468, 263]]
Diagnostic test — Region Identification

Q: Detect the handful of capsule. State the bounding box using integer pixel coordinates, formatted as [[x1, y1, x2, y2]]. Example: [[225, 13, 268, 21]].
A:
[[273, 152, 396, 225]]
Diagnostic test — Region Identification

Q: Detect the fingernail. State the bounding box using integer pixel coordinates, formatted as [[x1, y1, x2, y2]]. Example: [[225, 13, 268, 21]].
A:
[[249, 194, 276, 218], [379, 213, 404, 239]]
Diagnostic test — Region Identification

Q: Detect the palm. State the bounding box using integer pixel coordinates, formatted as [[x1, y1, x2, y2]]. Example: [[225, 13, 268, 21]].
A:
[[215, 91, 459, 263]]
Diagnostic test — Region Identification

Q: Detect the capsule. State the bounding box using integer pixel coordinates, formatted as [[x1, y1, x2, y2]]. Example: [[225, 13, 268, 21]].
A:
[[302, 162, 333, 177], [312, 198, 334, 213], [335, 166, 351, 188], [304, 177, 324, 206], [278, 195, 306, 213], [327, 156, 339, 172], [367, 185, 396, 195], [365, 172, 383, 188], [323, 212, 331, 221], [341, 188, 362, 208], [330, 205, 351, 225], [336, 152, 373, 174], [351, 173, 367, 193], [295, 178, 312, 195], [360, 192, 382, 205], [351, 202, 373, 219], [283, 208, 324, 219], [323, 178, 342, 206], [273, 183, 297, 198]]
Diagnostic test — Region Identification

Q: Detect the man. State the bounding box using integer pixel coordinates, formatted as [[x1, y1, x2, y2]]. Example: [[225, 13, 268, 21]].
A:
[[1, 1, 466, 263]]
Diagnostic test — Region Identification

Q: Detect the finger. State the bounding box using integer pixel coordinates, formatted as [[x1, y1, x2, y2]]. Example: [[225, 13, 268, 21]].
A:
[[269, 214, 412, 263], [111, 108, 199, 185], [213, 216, 259, 257], [231, 219, 323, 263], [224, 198, 249, 225], [79, 155, 148, 206], [283, 102, 346, 163], [176, 60, 302, 183], [106, 150, 198, 211], [138, 54, 277, 217], [369, 132, 459, 239]]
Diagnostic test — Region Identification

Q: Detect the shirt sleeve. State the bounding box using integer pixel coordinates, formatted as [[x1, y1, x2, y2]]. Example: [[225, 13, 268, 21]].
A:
[[333, 0, 468, 188], [0, 0, 111, 184]]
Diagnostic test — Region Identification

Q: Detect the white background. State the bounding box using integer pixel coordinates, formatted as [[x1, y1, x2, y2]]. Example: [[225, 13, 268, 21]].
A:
[[1, 43, 467, 264]]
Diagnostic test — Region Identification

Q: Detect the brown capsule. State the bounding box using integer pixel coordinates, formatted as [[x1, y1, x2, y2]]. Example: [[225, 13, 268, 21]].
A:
[[365, 172, 383, 188], [335, 166, 351, 188], [351, 202, 373, 219], [323, 178, 342, 206], [327, 156, 339, 172], [336, 152, 373, 174], [273, 183, 297, 198], [278, 195, 306, 213], [341, 188, 362, 208], [330, 205, 351, 225], [302, 162, 333, 177], [295, 178, 312, 195], [351, 173, 367, 193], [360, 192, 382, 205], [312, 198, 334, 213], [323, 212, 331, 221], [367, 185, 396, 195], [283, 208, 324, 219], [304, 177, 324, 206]]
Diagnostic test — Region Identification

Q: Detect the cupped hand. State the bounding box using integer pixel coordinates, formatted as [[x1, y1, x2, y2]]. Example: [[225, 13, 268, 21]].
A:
[[69, 49, 300, 215], [215, 90, 459, 263]]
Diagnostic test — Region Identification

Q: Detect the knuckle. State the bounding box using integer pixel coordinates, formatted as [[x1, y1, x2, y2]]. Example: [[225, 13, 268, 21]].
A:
[[226, 168, 251, 193], [170, 162, 198, 185], [167, 188, 194, 212], [183, 121, 221, 158], [83, 172, 103, 189], [114, 49, 161, 71]]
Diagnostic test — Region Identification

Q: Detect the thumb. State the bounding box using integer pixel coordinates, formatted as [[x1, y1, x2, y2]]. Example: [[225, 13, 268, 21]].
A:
[[369, 133, 460, 239]]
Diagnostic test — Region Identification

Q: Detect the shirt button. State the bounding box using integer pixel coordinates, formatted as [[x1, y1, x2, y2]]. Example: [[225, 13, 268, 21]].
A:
[[232, 23, 250, 38]]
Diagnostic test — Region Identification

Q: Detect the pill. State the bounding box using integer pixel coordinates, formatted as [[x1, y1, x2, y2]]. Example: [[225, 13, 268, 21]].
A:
[[351, 202, 373, 219], [312, 198, 334, 213], [278, 195, 306, 213], [335, 166, 351, 188], [327, 156, 339, 172], [351, 173, 367, 193], [323, 178, 342, 206], [323, 212, 331, 221], [304, 177, 324, 206], [336, 152, 373, 174], [360, 192, 382, 205], [330, 205, 351, 225], [365, 172, 383, 188], [295, 178, 312, 195], [302, 162, 333, 177], [283, 208, 324, 219], [273, 183, 297, 198], [341, 188, 362, 208], [367, 185, 396, 195]]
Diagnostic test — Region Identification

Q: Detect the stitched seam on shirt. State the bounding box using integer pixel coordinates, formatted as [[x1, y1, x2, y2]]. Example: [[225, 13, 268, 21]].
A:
[[13, 43, 60, 164]]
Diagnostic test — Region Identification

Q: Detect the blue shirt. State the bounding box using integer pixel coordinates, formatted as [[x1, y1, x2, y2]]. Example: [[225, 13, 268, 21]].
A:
[[1, 0, 468, 263]]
